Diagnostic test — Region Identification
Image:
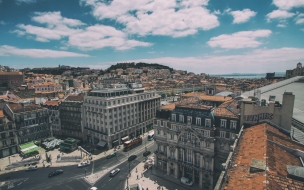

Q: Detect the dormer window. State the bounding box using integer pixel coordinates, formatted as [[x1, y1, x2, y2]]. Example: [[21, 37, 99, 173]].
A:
[[179, 115, 184, 123], [220, 119, 227, 128], [196, 118, 201, 126], [220, 131, 226, 138], [230, 121, 237, 130], [163, 121, 167, 128], [205, 119, 211, 127], [172, 114, 176, 121], [157, 120, 161, 126], [187, 116, 192, 123]]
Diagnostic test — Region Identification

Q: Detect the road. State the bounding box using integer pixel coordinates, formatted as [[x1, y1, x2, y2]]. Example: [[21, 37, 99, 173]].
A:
[[0, 137, 155, 190]]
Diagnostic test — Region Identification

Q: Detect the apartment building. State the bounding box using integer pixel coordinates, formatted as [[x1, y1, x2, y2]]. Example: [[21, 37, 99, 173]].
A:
[[83, 83, 161, 149], [3, 103, 51, 146], [0, 71, 24, 88], [0, 110, 17, 158], [43, 100, 61, 136], [59, 93, 85, 140], [154, 98, 216, 190], [34, 82, 63, 93]]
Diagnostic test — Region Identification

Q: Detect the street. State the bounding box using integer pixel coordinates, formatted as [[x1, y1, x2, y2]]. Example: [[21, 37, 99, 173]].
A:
[[0, 137, 155, 190]]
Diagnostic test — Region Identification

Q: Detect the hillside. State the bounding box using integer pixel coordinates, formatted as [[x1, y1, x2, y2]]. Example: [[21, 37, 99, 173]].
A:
[[106, 62, 173, 72]]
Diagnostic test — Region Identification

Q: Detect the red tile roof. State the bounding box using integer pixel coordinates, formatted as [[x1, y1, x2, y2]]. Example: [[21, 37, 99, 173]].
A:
[[223, 123, 304, 190], [214, 99, 240, 119]]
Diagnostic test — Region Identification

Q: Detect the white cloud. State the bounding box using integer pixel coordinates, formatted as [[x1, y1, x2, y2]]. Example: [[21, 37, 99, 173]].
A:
[[266, 10, 295, 22], [229, 9, 257, 24], [277, 23, 287, 27], [110, 48, 304, 74], [15, 0, 36, 4], [13, 12, 84, 42], [81, 0, 219, 37], [272, 0, 304, 10], [0, 21, 6, 25], [213, 10, 221, 15], [0, 45, 90, 58], [295, 13, 304, 24], [207, 30, 272, 49], [68, 25, 152, 50]]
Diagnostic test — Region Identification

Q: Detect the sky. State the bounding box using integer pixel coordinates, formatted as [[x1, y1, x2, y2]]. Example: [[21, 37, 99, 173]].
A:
[[0, 0, 304, 74]]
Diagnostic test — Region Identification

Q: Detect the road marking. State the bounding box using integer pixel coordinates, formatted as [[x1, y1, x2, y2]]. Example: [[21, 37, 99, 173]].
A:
[[65, 185, 73, 190], [109, 178, 112, 181], [17, 182, 22, 186], [102, 184, 106, 188], [92, 161, 95, 174]]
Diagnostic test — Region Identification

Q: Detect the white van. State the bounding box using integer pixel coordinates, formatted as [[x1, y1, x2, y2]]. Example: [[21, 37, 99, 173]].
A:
[[180, 177, 193, 186]]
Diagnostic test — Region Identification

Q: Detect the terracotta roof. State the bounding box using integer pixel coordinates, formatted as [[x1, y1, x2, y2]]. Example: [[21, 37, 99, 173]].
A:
[[44, 100, 59, 106], [7, 103, 44, 113], [0, 71, 23, 75], [176, 98, 213, 110], [0, 110, 4, 117], [65, 93, 85, 102], [182, 93, 232, 102], [223, 123, 304, 190], [214, 99, 240, 119], [161, 103, 176, 111], [35, 82, 61, 87]]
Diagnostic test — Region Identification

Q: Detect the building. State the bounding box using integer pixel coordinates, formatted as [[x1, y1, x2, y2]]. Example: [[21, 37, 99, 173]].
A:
[[83, 83, 161, 149], [34, 82, 63, 93], [286, 62, 304, 78], [240, 92, 295, 132], [215, 122, 304, 190], [2, 103, 51, 146], [154, 97, 216, 189], [0, 71, 24, 88], [0, 110, 18, 158], [43, 100, 61, 136], [59, 93, 85, 141]]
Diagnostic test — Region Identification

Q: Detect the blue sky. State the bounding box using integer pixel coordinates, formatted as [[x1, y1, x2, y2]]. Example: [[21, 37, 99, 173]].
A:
[[0, 0, 304, 74]]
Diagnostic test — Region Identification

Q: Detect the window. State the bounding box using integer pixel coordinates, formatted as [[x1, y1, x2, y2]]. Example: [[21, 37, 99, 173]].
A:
[[179, 149, 184, 161], [170, 151, 175, 159], [195, 153, 200, 166], [163, 130, 166, 136], [179, 115, 184, 123], [186, 149, 192, 163], [171, 114, 176, 121], [187, 116, 192, 123], [205, 118, 211, 127], [118, 100, 120, 104], [205, 130, 210, 137], [230, 121, 237, 130], [157, 129, 160, 135], [172, 125, 176, 131], [220, 131, 226, 138], [163, 121, 167, 127], [220, 119, 227, 128], [157, 120, 161, 126], [158, 145, 161, 151], [170, 134, 174, 140], [196, 118, 201, 126], [230, 133, 236, 139], [220, 143, 224, 149], [206, 141, 210, 148]]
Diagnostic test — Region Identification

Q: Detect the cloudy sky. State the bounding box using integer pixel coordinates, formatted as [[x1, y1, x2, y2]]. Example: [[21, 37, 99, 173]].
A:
[[0, 0, 304, 74]]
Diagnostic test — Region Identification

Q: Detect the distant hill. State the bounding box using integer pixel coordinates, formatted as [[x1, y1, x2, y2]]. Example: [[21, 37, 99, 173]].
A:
[[106, 62, 173, 72]]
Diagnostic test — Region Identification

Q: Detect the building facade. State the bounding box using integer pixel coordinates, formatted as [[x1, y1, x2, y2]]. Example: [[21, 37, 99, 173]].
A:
[[59, 93, 85, 141], [3, 103, 51, 146], [0, 71, 24, 88], [286, 62, 304, 78], [83, 83, 161, 149], [0, 110, 18, 158], [34, 82, 63, 93], [43, 100, 61, 136], [154, 98, 216, 189]]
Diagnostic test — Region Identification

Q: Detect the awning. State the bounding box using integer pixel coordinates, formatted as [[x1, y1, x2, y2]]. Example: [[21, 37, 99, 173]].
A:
[[20, 142, 35, 150], [20, 142, 39, 154], [23, 147, 40, 154], [96, 141, 107, 147]]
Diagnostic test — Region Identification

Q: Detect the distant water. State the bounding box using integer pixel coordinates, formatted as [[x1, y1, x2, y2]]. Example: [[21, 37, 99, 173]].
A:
[[211, 72, 285, 79]]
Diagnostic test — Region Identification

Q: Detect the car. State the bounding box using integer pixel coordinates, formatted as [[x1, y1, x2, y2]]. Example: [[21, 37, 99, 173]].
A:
[[109, 168, 120, 177], [143, 151, 151, 157], [48, 169, 64, 177], [128, 155, 137, 162], [77, 161, 90, 168], [180, 177, 193, 186], [26, 165, 38, 171], [106, 153, 116, 159]]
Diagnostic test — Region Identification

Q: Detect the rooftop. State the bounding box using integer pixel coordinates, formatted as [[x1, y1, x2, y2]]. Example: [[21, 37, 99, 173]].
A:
[[65, 93, 85, 102], [0, 110, 4, 118], [176, 98, 213, 110], [7, 103, 44, 114], [0, 71, 23, 75], [160, 102, 176, 111], [223, 123, 304, 190], [214, 99, 240, 119], [182, 92, 232, 102], [43, 100, 59, 106]]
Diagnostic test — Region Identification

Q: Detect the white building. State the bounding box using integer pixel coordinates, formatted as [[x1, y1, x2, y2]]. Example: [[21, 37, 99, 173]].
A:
[[83, 83, 161, 148]]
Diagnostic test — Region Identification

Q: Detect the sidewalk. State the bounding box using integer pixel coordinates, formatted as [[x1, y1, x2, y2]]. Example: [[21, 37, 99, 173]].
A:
[[125, 155, 197, 190]]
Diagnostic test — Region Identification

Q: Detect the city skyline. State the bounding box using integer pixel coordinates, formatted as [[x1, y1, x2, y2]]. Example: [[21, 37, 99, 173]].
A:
[[0, 0, 304, 74]]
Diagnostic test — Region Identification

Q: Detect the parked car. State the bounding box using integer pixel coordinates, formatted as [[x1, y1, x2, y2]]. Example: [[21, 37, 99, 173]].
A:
[[106, 153, 116, 159], [180, 177, 193, 186], [143, 151, 151, 157], [48, 169, 64, 177], [128, 155, 137, 162], [109, 168, 120, 177], [77, 161, 90, 168], [26, 165, 38, 171]]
